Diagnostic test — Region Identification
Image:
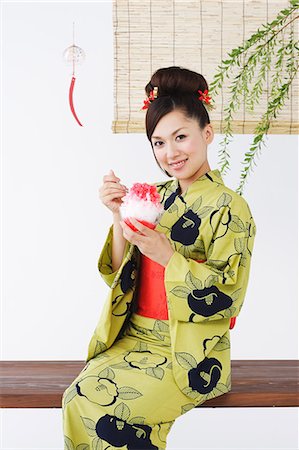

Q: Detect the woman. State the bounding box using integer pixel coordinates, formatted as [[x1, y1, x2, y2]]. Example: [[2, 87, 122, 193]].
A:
[[62, 66, 257, 449]]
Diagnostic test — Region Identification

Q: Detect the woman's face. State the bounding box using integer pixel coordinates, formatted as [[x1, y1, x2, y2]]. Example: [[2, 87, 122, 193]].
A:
[[151, 109, 214, 191]]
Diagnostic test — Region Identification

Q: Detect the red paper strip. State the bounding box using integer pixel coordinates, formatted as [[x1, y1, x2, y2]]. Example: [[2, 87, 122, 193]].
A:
[[69, 76, 83, 126]]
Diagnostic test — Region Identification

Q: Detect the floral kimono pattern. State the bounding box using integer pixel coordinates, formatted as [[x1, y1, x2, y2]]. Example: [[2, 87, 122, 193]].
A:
[[62, 168, 257, 449]]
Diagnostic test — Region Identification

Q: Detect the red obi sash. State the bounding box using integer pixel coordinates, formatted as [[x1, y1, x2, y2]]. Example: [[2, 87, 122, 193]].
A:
[[135, 254, 169, 319], [135, 253, 236, 329]]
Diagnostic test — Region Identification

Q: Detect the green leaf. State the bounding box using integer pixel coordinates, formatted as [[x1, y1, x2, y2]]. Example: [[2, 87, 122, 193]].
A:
[[192, 196, 203, 212], [128, 416, 146, 425], [199, 371, 211, 384], [175, 352, 197, 369], [97, 367, 115, 380], [206, 274, 222, 289], [168, 203, 179, 214], [234, 237, 245, 253], [92, 438, 103, 450], [170, 286, 190, 298], [203, 382, 230, 401], [135, 428, 147, 439], [214, 336, 230, 351], [198, 205, 214, 218], [224, 306, 236, 318], [110, 361, 132, 370], [217, 192, 233, 208], [95, 341, 107, 354], [77, 445, 90, 450], [229, 215, 245, 233], [182, 218, 197, 228], [64, 436, 75, 450], [118, 386, 143, 400], [186, 270, 202, 291], [151, 329, 165, 340], [133, 341, 148, 352], [114, 402, 130, 421], [182, 386, 201, 399], [62, 386, 77, 407], [154, 320, 169, 332], [181, 403, 195, 414], [80, 417, 97, 437], [145, 367, 165, 380]]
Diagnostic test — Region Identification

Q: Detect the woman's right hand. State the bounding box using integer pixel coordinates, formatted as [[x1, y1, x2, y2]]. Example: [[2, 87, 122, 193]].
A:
[[99, 169, 128, 214]]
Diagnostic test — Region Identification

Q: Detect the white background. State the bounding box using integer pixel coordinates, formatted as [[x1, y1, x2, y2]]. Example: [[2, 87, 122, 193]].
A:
[[1, 1, 298, 449]]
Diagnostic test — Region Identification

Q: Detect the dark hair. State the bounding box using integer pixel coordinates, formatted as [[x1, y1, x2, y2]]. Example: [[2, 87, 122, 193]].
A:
[[144, 66, 211, 177]]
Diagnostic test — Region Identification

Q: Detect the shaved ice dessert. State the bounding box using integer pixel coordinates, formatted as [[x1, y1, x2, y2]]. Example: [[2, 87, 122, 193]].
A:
[[120, 182, 164, 231]]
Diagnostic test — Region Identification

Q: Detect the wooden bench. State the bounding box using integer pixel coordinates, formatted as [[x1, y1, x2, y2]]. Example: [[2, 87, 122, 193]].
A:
[[0, 360, 298, 408]]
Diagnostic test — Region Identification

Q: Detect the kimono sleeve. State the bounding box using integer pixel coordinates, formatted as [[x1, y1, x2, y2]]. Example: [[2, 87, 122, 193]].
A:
[[98, 224, 132, 288], [164, 198, 257, 323]]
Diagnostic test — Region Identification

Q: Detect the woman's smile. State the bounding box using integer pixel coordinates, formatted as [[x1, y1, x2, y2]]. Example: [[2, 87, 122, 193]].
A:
[[169, 158, 188, 170]]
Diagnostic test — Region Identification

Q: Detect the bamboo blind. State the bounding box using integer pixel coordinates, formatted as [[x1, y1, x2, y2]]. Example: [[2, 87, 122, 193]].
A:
[[112, 0, 298, 134]]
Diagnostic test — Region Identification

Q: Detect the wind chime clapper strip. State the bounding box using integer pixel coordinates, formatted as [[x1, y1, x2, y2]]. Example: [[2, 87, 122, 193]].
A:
[[69, 75, 83, 126]]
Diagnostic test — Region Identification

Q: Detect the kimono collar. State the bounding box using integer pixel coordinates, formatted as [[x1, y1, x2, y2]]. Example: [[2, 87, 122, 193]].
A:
[[170, 168, 225, 198]]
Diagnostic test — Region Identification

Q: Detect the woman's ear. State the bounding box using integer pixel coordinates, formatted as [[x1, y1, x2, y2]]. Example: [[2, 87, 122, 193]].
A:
[[204, 124, 214, 144]]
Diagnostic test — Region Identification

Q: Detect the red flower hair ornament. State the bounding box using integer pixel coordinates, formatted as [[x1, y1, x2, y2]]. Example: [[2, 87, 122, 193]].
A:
[[141, 86, 158, 110], [141, 86, 215, 111], [198, 89, 212, 106]]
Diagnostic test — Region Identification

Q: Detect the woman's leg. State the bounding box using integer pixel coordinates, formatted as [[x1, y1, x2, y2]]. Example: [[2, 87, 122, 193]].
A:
[[62, 313, 199, 449]]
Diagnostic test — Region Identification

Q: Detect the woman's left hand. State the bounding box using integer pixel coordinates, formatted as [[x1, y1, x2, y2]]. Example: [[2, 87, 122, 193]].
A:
[[119, 217, 175, 267]]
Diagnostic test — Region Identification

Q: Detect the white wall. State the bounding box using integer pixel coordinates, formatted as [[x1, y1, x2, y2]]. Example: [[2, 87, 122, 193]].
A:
[[1, 2, 298, 449]]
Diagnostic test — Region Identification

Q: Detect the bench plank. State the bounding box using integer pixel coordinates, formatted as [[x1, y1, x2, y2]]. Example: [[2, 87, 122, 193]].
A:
[[0, 360, 298, 408]]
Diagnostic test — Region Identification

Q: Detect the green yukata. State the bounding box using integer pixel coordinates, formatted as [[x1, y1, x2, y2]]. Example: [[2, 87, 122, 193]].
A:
[[62, 168, 257, 449]]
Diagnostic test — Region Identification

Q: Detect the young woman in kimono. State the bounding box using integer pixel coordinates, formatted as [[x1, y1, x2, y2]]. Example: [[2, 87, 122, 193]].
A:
[[62, 66, 257, 449]]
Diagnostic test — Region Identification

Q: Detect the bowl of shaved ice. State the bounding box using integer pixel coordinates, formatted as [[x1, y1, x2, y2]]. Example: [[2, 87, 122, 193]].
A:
[[120, 182, 164, 231]]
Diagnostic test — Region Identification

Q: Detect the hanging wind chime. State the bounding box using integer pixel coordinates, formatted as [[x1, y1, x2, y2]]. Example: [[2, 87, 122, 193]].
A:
[[63, 22, 85, 127]]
